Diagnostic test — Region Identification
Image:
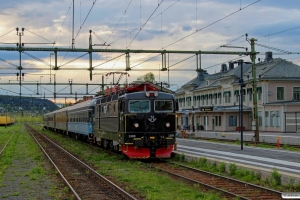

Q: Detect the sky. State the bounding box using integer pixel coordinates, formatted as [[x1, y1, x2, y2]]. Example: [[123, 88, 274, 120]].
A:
[[0, 0, 299, 103]]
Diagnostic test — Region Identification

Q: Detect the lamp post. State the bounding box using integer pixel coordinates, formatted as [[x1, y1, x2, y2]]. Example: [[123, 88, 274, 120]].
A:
[[68, 79, 73, 94], [233, 59, 252, 150], [50, 53, 54, 83], [5, 92, 7, 128], [40, 76, 43, 98], [192, 106, 195, 132]]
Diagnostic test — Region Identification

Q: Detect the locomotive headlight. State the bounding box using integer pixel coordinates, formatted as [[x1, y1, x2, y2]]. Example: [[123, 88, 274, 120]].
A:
[[134, 123, 139, 128], [145, 92, 150, 97], [166, 122, 170, 127], [154, 92, 158, 97]]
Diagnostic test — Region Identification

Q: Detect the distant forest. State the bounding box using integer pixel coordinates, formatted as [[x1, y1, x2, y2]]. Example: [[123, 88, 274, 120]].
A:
[[0, 95, 58, 114]]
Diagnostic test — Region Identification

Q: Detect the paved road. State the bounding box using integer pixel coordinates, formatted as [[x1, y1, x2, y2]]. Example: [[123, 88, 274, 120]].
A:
[[176, 138, 300, 175]]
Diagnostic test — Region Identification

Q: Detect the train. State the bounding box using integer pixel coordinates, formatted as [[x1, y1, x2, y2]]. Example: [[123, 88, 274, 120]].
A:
[[0, 116, 15, 126], [43, 82, 178, 159]]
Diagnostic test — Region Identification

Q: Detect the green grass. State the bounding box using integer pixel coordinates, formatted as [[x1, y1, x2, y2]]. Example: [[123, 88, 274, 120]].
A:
[[172, 154, 300, 192], [196, 138, 300, 152], [41, 128, 226, 200], [0, 123, 71, 199]]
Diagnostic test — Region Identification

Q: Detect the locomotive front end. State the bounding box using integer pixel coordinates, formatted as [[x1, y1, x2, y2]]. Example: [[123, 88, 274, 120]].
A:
[[119, 90, 177, 158]]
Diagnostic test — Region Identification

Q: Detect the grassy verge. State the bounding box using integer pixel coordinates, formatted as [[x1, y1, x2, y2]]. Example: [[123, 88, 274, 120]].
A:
[[0, 123, 72, 199], [41, 128, 227, 200], [195, 138, 300, 152], [172, 154, 300, 192]]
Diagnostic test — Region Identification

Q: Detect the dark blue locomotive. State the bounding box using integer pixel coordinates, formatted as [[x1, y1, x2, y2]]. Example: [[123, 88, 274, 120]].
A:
[[44, 82, 177, 158]]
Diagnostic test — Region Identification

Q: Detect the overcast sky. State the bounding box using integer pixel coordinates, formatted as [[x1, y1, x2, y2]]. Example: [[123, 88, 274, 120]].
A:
[[0, 0, 299, 102]]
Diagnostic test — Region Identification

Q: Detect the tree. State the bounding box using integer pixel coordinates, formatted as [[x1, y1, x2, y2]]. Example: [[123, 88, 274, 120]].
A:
[[136, 72, 155, 82]]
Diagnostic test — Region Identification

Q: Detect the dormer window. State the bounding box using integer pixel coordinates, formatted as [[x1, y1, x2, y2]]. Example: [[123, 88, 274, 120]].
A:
[[206, 81, 209, 86]]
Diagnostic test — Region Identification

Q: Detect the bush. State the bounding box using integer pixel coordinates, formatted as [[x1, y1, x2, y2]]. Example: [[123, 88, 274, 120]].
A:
[[270, 168, 281, 186], [218, 162, 226, 173], [229, 163, 237, 176]]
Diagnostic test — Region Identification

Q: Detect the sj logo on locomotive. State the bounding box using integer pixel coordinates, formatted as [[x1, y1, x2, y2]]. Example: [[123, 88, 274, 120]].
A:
[[148, 115, 157, 122]]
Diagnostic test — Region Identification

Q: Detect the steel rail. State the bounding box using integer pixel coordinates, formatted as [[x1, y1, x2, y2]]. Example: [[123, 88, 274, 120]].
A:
[[25, 125, 137, 200], [25, 125, 81, 200], [0, 133, 14, 155], [148, 161, 245, 200], [169, 161, 282, 197], [153, 160, 283, 200]]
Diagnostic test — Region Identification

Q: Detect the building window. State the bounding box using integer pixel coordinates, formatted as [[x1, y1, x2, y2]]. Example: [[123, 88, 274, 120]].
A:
[[265, 111, 269, 127], [242, 90, 246, 102], [215, 116, 221, 126], [234, 90, 239, 103], [203, 116, 209, 126], [270, 111, 275, 127], [249, 92, 252, 101], [258, 92, 262, 101], [277, 87, 284, 100], [293, 87, 300, 101], [229, 116, 237, 126], [187, 98, 191, 106], [258, 111, 262, 127], [214, 95, 217, 104], [205, 96, 208, 105], [196, 116, 201, 128], [219, 94, 222, 104], [224, 92, 231, 104], [276, 111, 280, 127]]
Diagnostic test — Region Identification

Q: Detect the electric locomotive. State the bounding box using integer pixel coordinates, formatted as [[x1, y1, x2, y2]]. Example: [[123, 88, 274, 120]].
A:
[[94, 82, 178, 159]]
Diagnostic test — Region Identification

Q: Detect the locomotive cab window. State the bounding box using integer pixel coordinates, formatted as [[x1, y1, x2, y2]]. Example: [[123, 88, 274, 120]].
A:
[[129, 100, 150, 113], [155, 100, 173, 112]]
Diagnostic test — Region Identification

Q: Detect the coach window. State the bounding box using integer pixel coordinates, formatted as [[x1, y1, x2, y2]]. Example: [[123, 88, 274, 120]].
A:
[[129, 100, 150, 113], [155, 100, 173, 112]]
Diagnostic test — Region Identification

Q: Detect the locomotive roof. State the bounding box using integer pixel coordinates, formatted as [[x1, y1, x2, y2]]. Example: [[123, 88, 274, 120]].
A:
[[67, 98, 97, 111], [120, 91, 174, 100]]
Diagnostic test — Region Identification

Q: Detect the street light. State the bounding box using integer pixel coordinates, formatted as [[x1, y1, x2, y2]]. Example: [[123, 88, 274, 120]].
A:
[[192, 106, 195, 132], [68, 79, 73, 94], [233, 59, 252, 150], [40, 76, 43, 98], [50, 53, 54, 83]]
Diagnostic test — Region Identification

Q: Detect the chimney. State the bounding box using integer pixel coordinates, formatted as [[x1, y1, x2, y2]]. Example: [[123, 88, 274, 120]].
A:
[[220, 64, 227, 72], [265, 52, 273, 62], [197, 69, 208, 81], [228, 62, 234, 70]]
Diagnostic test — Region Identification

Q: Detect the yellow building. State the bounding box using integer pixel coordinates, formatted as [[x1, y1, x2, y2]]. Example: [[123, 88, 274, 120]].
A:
[[175, 52, 300, 133]]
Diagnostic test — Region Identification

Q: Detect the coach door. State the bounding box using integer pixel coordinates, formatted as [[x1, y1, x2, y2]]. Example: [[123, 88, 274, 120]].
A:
[[118, 99, 125, 132]]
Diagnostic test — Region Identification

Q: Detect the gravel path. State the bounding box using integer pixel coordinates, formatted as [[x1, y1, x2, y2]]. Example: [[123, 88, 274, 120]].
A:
[[0, 125, 72, 200]]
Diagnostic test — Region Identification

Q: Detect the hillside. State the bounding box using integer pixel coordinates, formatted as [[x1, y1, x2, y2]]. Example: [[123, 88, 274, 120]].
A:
[[0, 95, 58, 114]]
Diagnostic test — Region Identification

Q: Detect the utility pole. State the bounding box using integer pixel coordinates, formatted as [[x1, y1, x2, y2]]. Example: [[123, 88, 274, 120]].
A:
[[251, 38, 259, 144], [17, 27, 24, 116]]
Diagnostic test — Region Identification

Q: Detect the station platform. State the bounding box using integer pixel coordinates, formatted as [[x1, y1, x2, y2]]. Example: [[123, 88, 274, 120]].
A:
[[179, 130, 300, 146], [174, 138, 300, 185]]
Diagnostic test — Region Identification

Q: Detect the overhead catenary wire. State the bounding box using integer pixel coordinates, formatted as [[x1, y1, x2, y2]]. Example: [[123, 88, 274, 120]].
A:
[[255, 43, 291, 54], [164, 0, 261, 49], [25, 28, 54, 43], [127, 0, 164, 48], [74, 0, 97, 39], [53, 0, 73, 45], [104, 0, 133, 45], [125, 1, 258, 72], [0, 29, 15, 38]]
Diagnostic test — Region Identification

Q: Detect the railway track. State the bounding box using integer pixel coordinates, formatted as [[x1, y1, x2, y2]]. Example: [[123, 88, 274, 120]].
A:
[[25, 124, 137, 200], [0, 132, 14, 155], [150, 161, 282, 200]]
